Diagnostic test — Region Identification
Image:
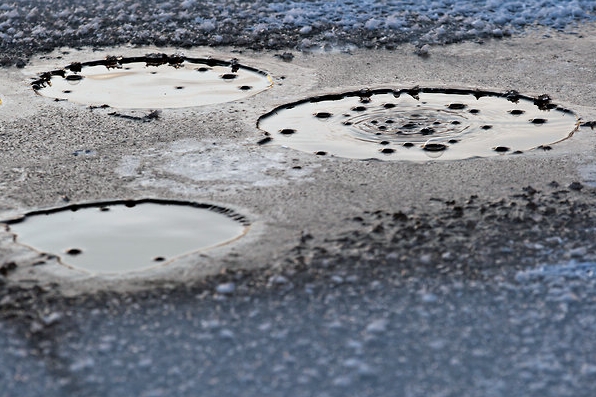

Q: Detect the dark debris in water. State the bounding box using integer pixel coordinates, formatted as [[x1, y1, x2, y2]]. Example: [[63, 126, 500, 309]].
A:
[[422, 143, 447, 152], [65, 74, 83, 81]]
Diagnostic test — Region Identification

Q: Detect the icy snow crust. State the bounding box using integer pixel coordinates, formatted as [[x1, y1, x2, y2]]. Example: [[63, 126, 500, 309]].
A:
[[0, 0, 595, 64]]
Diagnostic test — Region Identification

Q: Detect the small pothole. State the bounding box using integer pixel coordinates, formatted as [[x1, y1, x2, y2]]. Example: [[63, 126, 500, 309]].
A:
[[257, 88, 578, 161], [3, 199, 249, 274], [32, 54, 272, 109]]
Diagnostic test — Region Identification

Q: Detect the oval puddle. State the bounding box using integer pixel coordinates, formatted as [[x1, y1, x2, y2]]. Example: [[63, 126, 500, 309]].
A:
[[32, 54, 272, 109], [4, 199, 249, 274], [257, 88, 578, 161]]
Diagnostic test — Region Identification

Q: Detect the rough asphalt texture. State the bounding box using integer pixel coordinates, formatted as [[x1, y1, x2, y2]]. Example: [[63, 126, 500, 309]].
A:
[[2, 2, 596, 397], [1, 0, 595, 66]]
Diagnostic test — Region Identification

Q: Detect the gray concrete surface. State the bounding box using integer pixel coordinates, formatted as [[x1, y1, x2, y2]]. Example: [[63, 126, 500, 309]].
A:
[[1, 24, 596, 397]]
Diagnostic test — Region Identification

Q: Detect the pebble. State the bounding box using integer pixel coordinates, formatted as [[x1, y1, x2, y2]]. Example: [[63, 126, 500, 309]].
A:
[[69, 357, 95, 372], [219, 329, 235, 340], [365, 319, 388, 333], [421, 292, 438, 303], [580, 364, 596, 375], [29, 321, 44, 334], [201, 319, 221, 329], [429, 339, 447, 349], [258, 322, 272, 332], [269, 275, 289, 285], [215, 282, 236, 295], [569, 181, 584, 191], [332, 376, 353, 387], [343, 358, 364, 368], [417, 44, 430, 56], [419, 254, 433, 265], [330, 275, 344, 284], [299, 26, 312, 35], [569, 247, 588, 258], [138, 358, 153, 368], [42, 312, 63, 326]]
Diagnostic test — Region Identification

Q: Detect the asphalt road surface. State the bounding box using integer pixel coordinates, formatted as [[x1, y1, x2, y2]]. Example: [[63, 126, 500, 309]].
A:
[[1, 2, 596, 397]]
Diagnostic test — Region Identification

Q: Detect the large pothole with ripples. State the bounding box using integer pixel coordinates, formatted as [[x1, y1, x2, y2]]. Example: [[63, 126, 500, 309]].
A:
[[257, 88, 578, 161], [3, 199, 249, 274], [32, 54, 272, 109]]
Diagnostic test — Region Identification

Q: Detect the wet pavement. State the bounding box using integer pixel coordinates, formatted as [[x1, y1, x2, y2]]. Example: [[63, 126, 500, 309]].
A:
[[1, 14, 596, 397]]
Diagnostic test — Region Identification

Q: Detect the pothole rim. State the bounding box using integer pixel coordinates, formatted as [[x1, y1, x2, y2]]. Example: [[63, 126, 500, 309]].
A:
[[256, 87, 579, 160], [30, 53, 274, 109], [2, 198, 251, 275]]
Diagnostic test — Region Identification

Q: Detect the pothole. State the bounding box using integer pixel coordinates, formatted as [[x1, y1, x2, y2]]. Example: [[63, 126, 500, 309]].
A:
[[257, 88, 578, 161], [3, 199, 249, 274], [31, 54, 272, 109]]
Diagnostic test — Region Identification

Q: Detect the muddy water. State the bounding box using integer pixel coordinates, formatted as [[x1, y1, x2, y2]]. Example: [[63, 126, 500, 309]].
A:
[[33, 56, 272, 109], [258, 89, 578, 161], [6, 201, 248, 274]]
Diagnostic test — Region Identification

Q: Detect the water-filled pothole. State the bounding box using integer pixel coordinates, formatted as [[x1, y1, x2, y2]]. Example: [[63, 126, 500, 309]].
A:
[[257, 88, 578, 160], [3, 199, 249, 274], [32, 54, 272, 109]]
